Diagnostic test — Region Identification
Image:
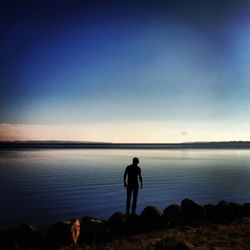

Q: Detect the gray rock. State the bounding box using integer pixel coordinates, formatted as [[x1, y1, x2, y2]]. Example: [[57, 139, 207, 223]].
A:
[[80, 216, 108, 242], [216, 200, 232, 222], [180, 199, 208, 226], [204, 200, 240, 223], [0, 236, 18, 250], [47, 219, 80, 248], [242, 203, 250, 217], [228, 202, 243, 220], [181, 199, 204, 216], [0, 224, 45, 250], [204, 204, 218, 222], [107, 212, 128, 235], [140, 206, 162, 231], [141, 205, 162, 218], [163, 204, 181, 226]]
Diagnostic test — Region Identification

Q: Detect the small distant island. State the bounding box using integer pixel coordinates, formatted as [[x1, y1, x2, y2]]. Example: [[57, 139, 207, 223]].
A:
[[1, 140, 250, 149]]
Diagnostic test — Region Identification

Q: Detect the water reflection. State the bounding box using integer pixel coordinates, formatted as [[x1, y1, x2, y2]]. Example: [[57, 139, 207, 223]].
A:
[[0, 149, 250, 230]]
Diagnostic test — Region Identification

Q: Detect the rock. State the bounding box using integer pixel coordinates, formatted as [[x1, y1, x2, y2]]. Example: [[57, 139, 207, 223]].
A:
[[126, 214, 141, 234], [164, 204, 181, 217], [140, 206, 163, 231], [47, 219, 80, 248], [107, 212, 128, 236], [180, 199, 208, 226], [107, 212, 141, 236], [0, 224, 46, 250], [181, 199, 204, 216], [242, 203, 250, 217], [80, 216, 108, 243], [228, 202, 243, 220], [205, 200, 239, 223], [140, 205, 162, 218], [216, 200, 232, 222], [163, 204, 181, 226], [0, 236, 18, 250], [204, 204, 218, 223]]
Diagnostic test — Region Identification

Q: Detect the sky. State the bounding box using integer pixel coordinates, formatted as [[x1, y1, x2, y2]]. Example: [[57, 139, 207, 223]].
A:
[[1, 0, 250, 142]]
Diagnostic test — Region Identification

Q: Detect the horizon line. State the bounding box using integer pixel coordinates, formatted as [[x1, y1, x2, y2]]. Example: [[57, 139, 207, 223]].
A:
[[0, 140, 250, 144]]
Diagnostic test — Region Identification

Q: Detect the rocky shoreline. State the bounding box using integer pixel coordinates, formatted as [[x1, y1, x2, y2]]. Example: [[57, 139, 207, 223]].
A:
[[1, 199, 250, 250]]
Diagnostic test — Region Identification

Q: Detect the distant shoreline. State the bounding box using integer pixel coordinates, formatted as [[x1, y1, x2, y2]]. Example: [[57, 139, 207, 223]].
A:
[[1, 141, 250, 149]]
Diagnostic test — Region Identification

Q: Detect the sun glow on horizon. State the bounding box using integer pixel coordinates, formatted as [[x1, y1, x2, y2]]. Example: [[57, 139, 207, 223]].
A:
[[1, 122, 250, 143]]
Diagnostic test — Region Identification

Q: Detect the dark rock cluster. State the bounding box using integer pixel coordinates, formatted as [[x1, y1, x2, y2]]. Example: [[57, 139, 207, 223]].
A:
[[1, 199, 250, 249]]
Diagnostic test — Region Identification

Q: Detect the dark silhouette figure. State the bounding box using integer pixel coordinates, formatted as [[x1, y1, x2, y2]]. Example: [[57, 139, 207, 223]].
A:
[[123, 157, 143, 215]]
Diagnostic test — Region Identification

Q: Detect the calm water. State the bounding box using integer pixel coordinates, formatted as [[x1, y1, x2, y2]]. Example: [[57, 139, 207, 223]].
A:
[[1, 149, 250, 230]]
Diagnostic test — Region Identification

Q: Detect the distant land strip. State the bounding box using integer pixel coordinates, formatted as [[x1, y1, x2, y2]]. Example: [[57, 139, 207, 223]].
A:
[[1, 141, 250, 149]]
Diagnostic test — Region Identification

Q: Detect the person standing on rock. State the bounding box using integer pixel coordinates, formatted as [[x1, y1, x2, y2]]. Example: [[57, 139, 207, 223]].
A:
[[123, 157, 143, 215]]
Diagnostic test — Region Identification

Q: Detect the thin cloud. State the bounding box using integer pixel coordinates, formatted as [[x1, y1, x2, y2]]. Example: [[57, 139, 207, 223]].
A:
[[180, 131, 188, 136]]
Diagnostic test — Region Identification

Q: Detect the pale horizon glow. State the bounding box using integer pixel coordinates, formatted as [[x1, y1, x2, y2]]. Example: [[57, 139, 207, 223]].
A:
[[1, 122, 250, 143]]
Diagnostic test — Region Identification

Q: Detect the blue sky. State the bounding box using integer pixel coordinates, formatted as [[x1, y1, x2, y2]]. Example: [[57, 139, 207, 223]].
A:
[[1, 0, 250, 142]]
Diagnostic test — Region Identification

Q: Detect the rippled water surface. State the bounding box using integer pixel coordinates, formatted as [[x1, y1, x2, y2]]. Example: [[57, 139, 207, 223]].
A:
[[1, 149, 250, 230]]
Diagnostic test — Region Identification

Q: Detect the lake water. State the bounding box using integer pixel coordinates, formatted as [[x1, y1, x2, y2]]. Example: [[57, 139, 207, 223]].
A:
[[1, 149, 250, 230]]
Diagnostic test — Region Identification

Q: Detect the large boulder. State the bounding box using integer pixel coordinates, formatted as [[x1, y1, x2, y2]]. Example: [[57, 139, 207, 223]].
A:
[[228, 202, 243, 220], [0, 236, 18, 250], [163, 204, 181, 226], [80, 216, 108, 243], [242, 203, 250, 217], [107, 212, 141, 236], [181, 199, 204, 216], [140, 206, 162, 231], [180, 199, 208, 226], [0, 224, 46, 250], [47, 219, 80, 248], [204, 204, 218, 223], [216, 200, 232, 223], [107, 212, 128, 236], [126, 214, 141, 234], [205, 200, 236, 223]]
